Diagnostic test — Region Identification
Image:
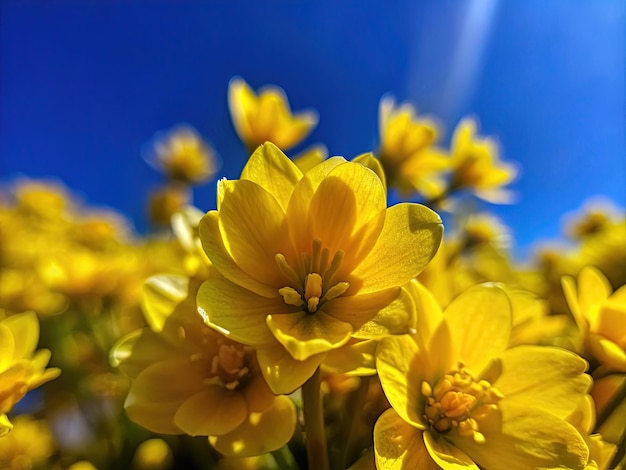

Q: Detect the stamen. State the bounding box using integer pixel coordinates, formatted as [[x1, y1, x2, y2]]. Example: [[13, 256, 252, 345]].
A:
[[322, 282, 350, 302], [311, 239, 322, 273], [323, 250, 345, 290], [307, 297, 320, 312], [319, 247, 330, 275], [275, 253, 302, 290], [279, 287, 304, 307], [305, 273, 323, 300]]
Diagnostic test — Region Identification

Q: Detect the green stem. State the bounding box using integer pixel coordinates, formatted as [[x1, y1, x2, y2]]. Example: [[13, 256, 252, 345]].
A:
[[272, 445, 299, 470], [335, 376, 371, 470], [302, 367, 329, 470]]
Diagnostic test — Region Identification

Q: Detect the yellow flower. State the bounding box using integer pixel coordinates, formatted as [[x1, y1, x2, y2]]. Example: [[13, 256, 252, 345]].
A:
[[0, 312, 61, 436], [375, 281, 591, 470], [562, 266, 626, 374], [112, 274, 296, 457], [144, 125, 219, 184], [197, 143, 442, 393], [377, 96, 450, 198], [448, 118, 517, 204], [0, 414, 55, 468], [228, 77, 318, 152]]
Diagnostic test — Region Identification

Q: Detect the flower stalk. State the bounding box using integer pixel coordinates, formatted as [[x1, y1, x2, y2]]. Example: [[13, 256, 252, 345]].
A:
[[302, 367, 329, 470]]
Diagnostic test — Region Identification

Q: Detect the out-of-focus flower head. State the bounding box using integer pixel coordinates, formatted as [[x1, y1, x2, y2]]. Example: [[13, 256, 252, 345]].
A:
[[197, 142, 442, 393], [563, 266, 626, 376], [144, 125, 219, 185], [228, 77, 318, 152], [0, 311, 61, 435], [0, 414, 55, 468], [374, 281, 591, 469], [147, 184, 192, 227], [376, 95, 450, 198], [113, 274, 297, 457], [448, 118, 517, 204], [564, 198, 623, 240]]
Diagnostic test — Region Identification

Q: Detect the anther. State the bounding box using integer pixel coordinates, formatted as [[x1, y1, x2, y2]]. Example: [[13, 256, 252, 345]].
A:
[[279, 287, 304, 307]]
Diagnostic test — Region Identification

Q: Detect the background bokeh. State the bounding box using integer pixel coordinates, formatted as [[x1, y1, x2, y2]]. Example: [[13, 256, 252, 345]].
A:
[[1, 0, 624, 259]]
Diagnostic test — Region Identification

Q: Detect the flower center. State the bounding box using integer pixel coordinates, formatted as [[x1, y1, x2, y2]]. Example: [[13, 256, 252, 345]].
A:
[[422, 364, 502, 443], [276, 238, 350, 313], [206, 341, 250, 391]]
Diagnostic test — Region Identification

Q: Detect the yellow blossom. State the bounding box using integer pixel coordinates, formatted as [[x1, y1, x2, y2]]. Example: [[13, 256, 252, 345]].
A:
[[0, 414, 55, 468], [562, 266, 626, 375], [376, 96, 450, 198], [375, 281, 591, 470], [448, 118, 517, 204], [197, 142, 442, 393], [0, 312, 61, 435], [144, 125, 219, 184], [113, 274, 297, 457], [228, 77, 318, 152]]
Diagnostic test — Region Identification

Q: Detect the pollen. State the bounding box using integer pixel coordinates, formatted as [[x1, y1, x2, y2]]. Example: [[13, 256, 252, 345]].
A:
[[422, 365, 501, 443]]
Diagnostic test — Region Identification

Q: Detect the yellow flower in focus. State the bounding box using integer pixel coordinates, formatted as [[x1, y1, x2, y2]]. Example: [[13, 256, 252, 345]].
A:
[[144, 125, 219, 184], [375, 281, 591, 470], [228, 77, 318, 152], [197, 143, 442, 393], [448, 118, 517, 204], [377, 96, 450, 198], [0, 312, 61, 436], [563, 266, 626, 375], [0, 415, 55, 468], [113, 274, 297, 457]]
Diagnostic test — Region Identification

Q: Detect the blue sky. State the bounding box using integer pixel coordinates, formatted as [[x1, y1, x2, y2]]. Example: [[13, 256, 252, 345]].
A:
[[1, 0, 624, 259]]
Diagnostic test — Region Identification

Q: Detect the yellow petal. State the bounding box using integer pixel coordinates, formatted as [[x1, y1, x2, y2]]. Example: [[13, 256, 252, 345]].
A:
[[307, 162, 387, 269], [587, 334, 626, 372], [0, 414, 12, 437], [292, 144, 328, 173], [141, 274, 189, 332], [322, 339, 378, 376], [451, 407, 588, 470], [196, 278, 281, 346], [324, 287, 401, 330], [376, 335, 426, 429], [241, 142, 302, 211], [256, 344, 325, 394], [219, 180, 295, 287], [2, 312, 38, 361], [125, 394, 184, 434], [594, 301, 626, 345], [444, 284, 511, 374], [174, 387, 247, 437], [242, 373, 275, 414], [579, 266, 612, 326], [405, 280, 443, 352], [352, 152, 387, 192], [562, 274, 586, 330], [374, 409, 439, 470], [350, 203, 442, 294], [0, 324, 15, 371], [209, 395, 297, 457], [228, 77, 256, 145], [131, 356, 204, 404], [496, 345, 591, 418], [423, 430, 479, 469], [266, 311, 353, 361], [198, 211, 278, 298], [351, 286, 416, 339]]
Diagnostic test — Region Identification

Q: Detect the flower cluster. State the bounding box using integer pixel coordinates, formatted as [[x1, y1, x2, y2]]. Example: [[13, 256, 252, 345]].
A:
[[1, 77, 624, 470]]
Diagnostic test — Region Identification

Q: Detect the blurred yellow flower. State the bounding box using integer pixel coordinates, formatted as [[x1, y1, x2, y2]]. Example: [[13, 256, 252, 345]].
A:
[[375, 282, 591, 470], [377, 96, 450, 198], [144, 125, 219, 184], [563, 266, 626, 375], [448, 118, 517, 204], [0, 312, 61, 436], [228, 77, 318, 152], [0, 414, 55, 469], [113, 274, 297, 457], [197, 142, 442, 393]]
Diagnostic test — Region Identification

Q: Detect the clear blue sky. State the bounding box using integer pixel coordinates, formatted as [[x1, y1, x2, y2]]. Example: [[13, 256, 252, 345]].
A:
[[1, 1, 624, 258]]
